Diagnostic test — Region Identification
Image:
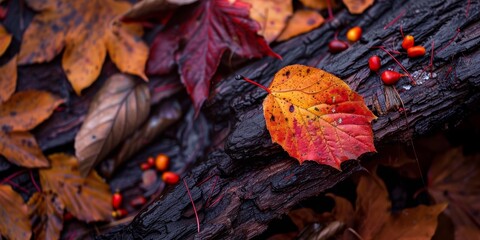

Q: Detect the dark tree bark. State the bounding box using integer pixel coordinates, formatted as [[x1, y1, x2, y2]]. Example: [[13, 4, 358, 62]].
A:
[[95, 0, 479, 238]]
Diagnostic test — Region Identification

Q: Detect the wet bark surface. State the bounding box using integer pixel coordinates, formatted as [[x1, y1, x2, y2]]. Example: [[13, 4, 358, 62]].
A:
[[97, 0, 480, 239]]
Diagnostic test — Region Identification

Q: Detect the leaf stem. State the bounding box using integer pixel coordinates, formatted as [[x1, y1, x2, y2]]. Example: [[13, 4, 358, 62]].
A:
[[235, 75, 271, 94], [30, 170, 41, 192], [183, 178, 200, 233]]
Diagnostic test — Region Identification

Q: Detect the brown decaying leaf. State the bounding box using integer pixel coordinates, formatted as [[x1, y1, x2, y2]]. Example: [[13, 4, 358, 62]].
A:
[[288, 208, 326, 230], [0, 90, 63, 132], [75, 74, 150, 176], [18, 0, 148, 95], [28, 192, 64, 240], [0, 55, 17, 102], [123, 0, 198, 20], [0, 184, 32, 240], [428, 148, 480, 240], [40, 153, 112, 222], [0, 131, 49, 167], [342, 0, 374, 14], [100, 101, 182, 178], [0, 24, 11, 56], [243, 0, 293, 43], [299, 0, 338, 10], [276, 10, 324, 42], [326, 193, 354, 227]]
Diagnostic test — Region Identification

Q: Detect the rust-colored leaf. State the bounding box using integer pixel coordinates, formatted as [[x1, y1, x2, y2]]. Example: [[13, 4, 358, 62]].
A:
[[28, 192, 64, 240], [288, 208, 326, 230], [0, 131, 49, 167], [0, 184, 32, 240], [276, 10, 324, 42], [123, 0, 198, 20], [427, 148, 480, 240], [18, 0, 148, 94], [0, 24, 11, 56], [0, 90, 63, 132], [263, 65, 376, 169], [299, 0, 338, 10], [342, 0, 374, 14], [326, 193, 354, 226], [243, 0, 293, 43], [39, 153, 112, 222], [75, 74, 150, 176], [376, 203, 448, 240], [0, 55, 17, 102]]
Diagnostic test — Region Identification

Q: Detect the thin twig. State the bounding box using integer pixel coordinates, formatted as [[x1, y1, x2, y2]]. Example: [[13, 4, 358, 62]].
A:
[[30, 170, 41, 192], [183, 178, 200, 233]]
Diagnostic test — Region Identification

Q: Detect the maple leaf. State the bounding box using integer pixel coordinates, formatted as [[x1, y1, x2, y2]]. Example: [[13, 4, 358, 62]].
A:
[[262, 65, 376, 169], [39, 153, 112, 222], [18, 0, 148, 95], [276, 10, 325, 42], [0, 24, 11, 56], [329, 173, 447, 240], [427, 148, 480, 240], [0, 184, 32, 240], [242, 0, 293, 43], [28, 192, 64, 240], [75, 74, 150, 176], [0, 55, 16, 102], [0, 90, 63, 167], [147, 0, 280, 111]]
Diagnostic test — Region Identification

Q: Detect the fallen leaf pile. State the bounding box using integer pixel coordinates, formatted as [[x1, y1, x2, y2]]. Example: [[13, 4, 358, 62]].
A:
[[263, 65, 376, 169]]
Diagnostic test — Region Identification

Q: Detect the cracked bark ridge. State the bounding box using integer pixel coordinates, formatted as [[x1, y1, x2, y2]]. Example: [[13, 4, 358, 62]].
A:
[[100, 0, 480, 238]]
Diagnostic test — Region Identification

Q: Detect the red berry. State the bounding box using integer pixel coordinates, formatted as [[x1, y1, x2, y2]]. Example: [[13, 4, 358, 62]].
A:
[[368, 55, 381, 72], [130, 196, 147, 208], [381, 70, 404, 85], [346, 26, 362, 42], [328, 39, 349, 53], [140, 162, 151, 171], [162, 172, 180, 185], [112, 209, 128, 218], [112, 191, 122, 209], [402, 35, 415, 50], [155, 154, 170, 172], [147, 157, 155, 166], [407, 46, 426, 58]]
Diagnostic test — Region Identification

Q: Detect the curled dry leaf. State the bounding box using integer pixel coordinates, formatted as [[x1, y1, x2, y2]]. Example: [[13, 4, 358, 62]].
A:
[[242, 0, 293, 43], [0, 184, 32, 240], [0, 55, 17, 102], [0, 24, 11, 56], [0, 131, 49, 167], [100, 100, 182, 178], [18, 0, 148, 94], [75, 74, 150, 176], [39, 153, 112, 222], [147, 0, 280, 111], [123, 0, 198, 20], [276, 10, 325, 42], [28, 192, 64, 240], [0, 90, 63, 132], [263, 65, 376, 169], [343, 0, 374, 14], [427, 148, 480, 240]]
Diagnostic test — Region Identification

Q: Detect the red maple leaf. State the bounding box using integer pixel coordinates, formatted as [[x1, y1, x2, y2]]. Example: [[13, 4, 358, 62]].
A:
[[147, 0, 281, 111]]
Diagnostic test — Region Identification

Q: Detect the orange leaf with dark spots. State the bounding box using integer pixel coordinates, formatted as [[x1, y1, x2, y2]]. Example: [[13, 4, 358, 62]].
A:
[[263, 65, 376, 169], [343, 0, 374, 14], [0, 184, 32, 240], [39, 153, 112, 223], [276, 10, 324, 42], [0, 131, 49, 167], [0, 24, 11, 56], [28, 192, 64, 240], [0, 55, 17, 102], [18, 0, 148, 95]]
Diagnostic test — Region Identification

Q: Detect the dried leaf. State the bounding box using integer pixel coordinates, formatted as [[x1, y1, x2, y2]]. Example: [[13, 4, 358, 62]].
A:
[[0, 131, 49, 167], [123, 0, 198, 20], [263, 65, 376, 169], [0, 24, 11, 56], [326, 193, 354, 226], [342, 0, 374, 14], [39, 153, 112, 222], [147, 0, 280, 111], [18, 0, 148, 94], [0, 184, 32, 240], [288, 208, 325, 230], [243, 0, 293, 43], [0, 90, 63, 132], [75, 74, 150, 176], [299, 0, 338, 10], [376, 203, 448, 240], [0, 55, 17, 102], [28, 192, 64, 240], [276, 10, 324, 42], [427, 148, 480, 240]]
